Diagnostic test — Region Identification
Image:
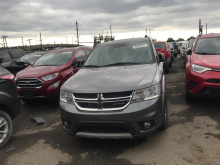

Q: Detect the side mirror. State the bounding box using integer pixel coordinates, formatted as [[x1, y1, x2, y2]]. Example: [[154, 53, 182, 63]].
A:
[[158, 53, 165, 62], [186, 48, 192, 55], [76, 59, 84, 68], [0, 58, 3, 63]]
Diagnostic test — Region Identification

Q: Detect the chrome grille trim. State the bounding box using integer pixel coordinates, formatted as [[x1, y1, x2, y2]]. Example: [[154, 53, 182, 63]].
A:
[[73, 92, 133, 111], [16, 78, 43, 89]]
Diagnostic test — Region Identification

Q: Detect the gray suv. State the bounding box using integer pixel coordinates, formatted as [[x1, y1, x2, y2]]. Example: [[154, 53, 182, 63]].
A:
[[60, 37, 168, 139]]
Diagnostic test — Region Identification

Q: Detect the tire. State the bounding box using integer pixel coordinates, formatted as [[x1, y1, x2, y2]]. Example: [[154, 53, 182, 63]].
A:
[[185, 91, 195, 102], [0, 110, 13, 148], [159, 99, 168, 130], [164, 59, 170, 74]]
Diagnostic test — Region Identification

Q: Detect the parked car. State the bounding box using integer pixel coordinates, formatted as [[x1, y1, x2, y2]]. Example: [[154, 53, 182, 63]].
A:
[[154, 41, 172, 74], [185, 33, 220, 100], [0, 65, 21, 148], [180, 41, 188, 59], [15, 47, 92, 102], [7, 51, 46, 76], [184, 39, 195, 64], [0, 49, 26, 68], [171, 42, 178, 57], [60, 37, 168, 139]]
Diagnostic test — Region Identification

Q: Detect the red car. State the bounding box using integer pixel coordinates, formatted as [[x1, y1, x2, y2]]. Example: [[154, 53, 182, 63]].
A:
[[154, 41, 172, 74], [185, 33, 220, 100], [15, 46, 92, 102]]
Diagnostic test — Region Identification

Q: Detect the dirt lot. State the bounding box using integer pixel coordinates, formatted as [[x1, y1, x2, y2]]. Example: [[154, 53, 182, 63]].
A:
[[1, 56, 220, 165]]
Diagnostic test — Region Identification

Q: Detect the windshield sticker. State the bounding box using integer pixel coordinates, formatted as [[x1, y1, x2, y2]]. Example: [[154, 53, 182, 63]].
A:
[[62, 52, 72, 54], [133, 44, 148, 49]]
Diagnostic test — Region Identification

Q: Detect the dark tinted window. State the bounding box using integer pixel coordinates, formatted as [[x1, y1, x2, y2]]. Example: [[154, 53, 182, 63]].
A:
[[84, 41, 155, 67], [0, 65, 10, 76], [10, 50, 25, 58], [0, 51, 12, 62], [194, 37, 220, 55], [83, 49, 92, 57], [154, 43, 166, 50]]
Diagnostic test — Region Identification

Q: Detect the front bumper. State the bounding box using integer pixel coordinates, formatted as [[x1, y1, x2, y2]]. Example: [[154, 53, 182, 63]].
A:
[[60, 95, 165, 139], [186, 70, 220, 96]]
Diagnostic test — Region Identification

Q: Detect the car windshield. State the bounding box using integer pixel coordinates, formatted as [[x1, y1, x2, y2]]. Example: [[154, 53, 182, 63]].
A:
[[84, 41, 155, 67], [33, 51, 74, 66], [194, 37, 220, 55], [154, 42, 166, 50], [18, 54, 41, 64]]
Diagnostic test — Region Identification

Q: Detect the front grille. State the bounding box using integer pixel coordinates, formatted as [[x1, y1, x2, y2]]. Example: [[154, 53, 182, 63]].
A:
[[73, 91, 133, 111], [199, 87, 220, 95], [206, 79, 220, 84], [16, 78, 43, 88], [78, 126, 128, 133]]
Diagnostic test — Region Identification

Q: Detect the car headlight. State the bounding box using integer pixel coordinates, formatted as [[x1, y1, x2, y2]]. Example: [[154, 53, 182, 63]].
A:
[[132, 84, 161, 103], [192, 64, 212, 74], [60, 90, 74, 104], [41, 73, 59, 81]]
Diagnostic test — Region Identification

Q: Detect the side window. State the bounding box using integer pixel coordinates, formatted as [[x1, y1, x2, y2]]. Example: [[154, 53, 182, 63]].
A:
[[10, 50, 24, 59], [83, 49, 92, 57], [73, 50, 86, 66], [0, 51, 12, 62]]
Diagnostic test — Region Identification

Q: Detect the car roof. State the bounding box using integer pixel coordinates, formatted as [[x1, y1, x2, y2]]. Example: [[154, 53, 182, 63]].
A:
[[48, 46, 91, 53], [96, 37, 151, 46], [154, 41, 166, 43], [198, 33, 220, 38]]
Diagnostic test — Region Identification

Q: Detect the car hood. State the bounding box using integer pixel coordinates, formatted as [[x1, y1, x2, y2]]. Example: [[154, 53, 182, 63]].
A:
[[62, 64, 157, 93], [193, 54, 220, 69], [16, 65, 69, 78]]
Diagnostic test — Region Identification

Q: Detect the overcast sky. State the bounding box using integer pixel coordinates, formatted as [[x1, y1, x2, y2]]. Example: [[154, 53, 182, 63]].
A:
[[1, 0, 220, 47]]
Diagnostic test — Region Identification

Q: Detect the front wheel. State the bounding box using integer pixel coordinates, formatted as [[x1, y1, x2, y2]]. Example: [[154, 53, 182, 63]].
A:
[[0, 110, 13, 148], [159, 100, 168, 130]]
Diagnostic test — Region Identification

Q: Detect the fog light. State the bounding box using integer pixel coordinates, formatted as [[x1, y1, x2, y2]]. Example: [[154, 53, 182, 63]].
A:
[[63, 121, 69, 128], [143, 122, 151, 129]]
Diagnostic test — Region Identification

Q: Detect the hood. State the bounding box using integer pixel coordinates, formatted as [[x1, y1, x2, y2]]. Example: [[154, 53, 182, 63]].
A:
[[16, 65, 69, 78], [62, 64, 157, 93], [193, 54, 220, 69]]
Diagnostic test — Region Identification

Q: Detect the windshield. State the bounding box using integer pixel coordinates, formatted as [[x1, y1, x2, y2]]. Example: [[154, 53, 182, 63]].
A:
[[84, 41, 155, 67], [33, 51, 74, 66], [154, 42, 166, 50], [18, 54, 41, 64], [194, 37, 220, 55]]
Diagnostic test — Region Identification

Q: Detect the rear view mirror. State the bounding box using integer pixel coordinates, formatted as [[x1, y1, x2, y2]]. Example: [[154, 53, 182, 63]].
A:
[[76, 60, 85, 68], [158, 53, 165, 62], [186, 48, 192, 55]]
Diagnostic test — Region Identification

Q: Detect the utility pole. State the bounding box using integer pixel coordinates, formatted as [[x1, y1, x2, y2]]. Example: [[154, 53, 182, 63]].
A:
[[35, 35, 37, 45], [26, 39, 32, 49], [21, 36, 24, 47], [2, 36, 8, 48], [149, 29, 151, 37], [76, 21, 79, 45], [206, 23, 207, 34], [40, 33, 42, 50]]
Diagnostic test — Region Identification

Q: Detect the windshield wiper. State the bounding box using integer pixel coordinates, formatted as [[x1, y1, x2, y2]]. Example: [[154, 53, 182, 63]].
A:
[[83, 65, 101, 68], [101, 62, 145, 67]]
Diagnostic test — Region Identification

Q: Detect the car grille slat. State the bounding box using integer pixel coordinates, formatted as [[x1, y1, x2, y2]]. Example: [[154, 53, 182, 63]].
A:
[[73, 91, 132, 111], [16, 78, 43, 88]]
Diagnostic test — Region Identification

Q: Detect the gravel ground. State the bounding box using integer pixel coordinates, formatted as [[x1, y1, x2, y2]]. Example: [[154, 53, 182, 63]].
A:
[[0, 56, 220, 165]]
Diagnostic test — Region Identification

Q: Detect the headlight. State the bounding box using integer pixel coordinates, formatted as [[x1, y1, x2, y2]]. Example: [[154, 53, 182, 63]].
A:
[[60, 90, 74, 104], [192, 64, 212, 74], [41, 73, 59, 81], [132, 84, 161, 103]]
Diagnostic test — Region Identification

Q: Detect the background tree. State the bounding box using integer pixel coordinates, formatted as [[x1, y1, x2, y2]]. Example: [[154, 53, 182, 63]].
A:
[[167, 37, 175, 42], [187, 36, 195, 41], [152, 38, 157, 42], [176, 38, 184, 42]]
